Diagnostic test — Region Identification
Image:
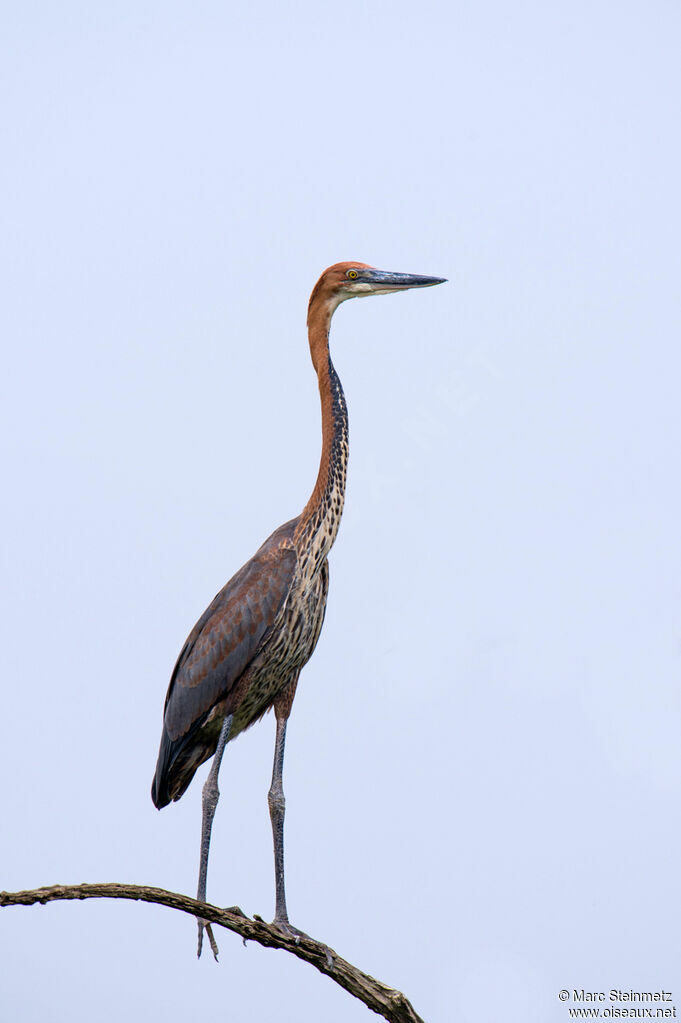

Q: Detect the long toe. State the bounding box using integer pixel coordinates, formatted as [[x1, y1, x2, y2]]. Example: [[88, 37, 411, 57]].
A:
[[272, 919, 335, 969], [197, 919, 220, 960], [271, 918, 311, 944]]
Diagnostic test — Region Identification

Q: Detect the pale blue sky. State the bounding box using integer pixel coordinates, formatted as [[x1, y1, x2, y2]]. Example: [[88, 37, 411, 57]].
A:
[[2, 3, 680, 1021]]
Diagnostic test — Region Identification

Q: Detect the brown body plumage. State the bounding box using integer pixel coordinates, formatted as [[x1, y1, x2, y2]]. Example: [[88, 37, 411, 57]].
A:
[[151, 261, 445, 945], [152, 266, 351, 809]]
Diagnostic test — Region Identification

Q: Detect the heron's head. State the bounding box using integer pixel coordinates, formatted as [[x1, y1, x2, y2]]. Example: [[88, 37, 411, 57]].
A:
[[309, 261, 447, 320]]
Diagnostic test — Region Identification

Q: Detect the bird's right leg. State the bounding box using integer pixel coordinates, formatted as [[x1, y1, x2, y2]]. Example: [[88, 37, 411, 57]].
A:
[[268, 674, 308, 939], [197, 712, 233, 960], [268, 683, 335, 967]]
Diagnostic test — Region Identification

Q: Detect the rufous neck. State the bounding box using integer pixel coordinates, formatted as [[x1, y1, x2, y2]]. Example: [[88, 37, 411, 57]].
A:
[[306, 297, 335, 375], [297, 299, 349, 552]]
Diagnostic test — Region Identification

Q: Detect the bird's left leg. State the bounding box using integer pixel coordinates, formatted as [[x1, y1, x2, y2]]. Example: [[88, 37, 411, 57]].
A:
[[268, 673, 307, 938], [268, 675, 335, 966], [197, 711, 233, 959]]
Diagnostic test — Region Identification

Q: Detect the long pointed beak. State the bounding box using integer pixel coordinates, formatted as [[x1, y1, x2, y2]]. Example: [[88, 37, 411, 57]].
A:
[[359, 268, 447, 292]]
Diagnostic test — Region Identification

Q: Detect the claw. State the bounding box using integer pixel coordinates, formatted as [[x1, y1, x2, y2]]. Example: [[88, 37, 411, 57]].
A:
[[206, 923, 220, 960], [197, 920, 220, 960], [271, 919, 310, 944], [271, 919, 335, 968]]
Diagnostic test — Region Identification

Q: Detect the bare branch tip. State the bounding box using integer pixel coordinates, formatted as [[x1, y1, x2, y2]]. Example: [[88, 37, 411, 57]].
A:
[[1, 882, 426, 1023]]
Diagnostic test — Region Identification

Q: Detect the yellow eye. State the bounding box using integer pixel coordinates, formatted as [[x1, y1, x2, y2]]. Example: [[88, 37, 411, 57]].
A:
[[347, 269, 358, 279]]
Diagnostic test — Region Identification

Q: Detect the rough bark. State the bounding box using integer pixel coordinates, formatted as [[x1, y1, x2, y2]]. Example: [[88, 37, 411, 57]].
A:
[[0, 882, 425, 1023]]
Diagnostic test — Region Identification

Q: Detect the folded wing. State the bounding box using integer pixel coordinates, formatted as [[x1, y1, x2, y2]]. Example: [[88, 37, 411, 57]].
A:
[[151, 518, 298, 807]]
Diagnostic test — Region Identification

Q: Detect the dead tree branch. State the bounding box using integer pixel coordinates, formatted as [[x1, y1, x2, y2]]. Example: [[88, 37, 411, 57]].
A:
[[0, 882, 425, 1023]]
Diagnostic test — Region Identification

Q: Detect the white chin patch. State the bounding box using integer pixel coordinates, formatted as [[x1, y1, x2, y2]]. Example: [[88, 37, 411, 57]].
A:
[[328, 282, 405, 313], [349, 282, 405, 299]]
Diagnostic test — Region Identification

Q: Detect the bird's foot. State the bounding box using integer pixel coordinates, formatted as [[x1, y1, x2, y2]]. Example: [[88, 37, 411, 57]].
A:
[[271, 917, 335, 969], [271, 917, 310, 943], [223, 904, 248, 918], [197, 919, 220, 961]]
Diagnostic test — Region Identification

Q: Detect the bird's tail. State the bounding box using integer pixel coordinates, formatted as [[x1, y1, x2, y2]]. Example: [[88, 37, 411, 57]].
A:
[[151, 728, 174, 809], [151, 717, 214, 808]]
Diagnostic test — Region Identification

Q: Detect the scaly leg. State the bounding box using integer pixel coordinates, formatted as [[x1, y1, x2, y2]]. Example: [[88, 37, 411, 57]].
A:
[[267, 686, 335, 965], [268, 676, 311, 939], [197, 712, 233, 959], [268, 708, 291, 929]]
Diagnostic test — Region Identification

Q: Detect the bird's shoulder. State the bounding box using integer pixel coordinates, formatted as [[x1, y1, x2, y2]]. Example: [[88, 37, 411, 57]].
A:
[[162, 517, 300, 733]]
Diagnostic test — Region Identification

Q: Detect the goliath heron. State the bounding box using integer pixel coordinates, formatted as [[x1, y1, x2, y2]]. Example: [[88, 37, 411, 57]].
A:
[[151, 262, 446, 955]]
